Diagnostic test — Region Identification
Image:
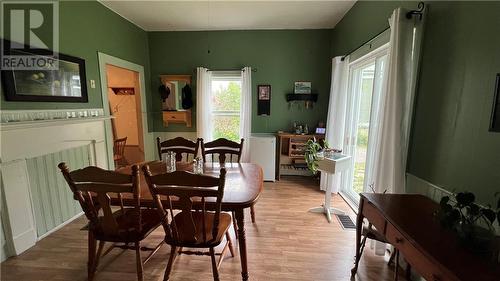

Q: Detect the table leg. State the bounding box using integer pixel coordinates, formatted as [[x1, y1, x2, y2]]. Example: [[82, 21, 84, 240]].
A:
[[235, 209, 248, 281], [351, 199, 364, 276]]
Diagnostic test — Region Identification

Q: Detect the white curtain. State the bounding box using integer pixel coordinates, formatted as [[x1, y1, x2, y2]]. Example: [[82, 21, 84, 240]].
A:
[[371, 7, 425, 194], [240, 67, 252, 162], [320, 57, 350, 192], [196, 67, 213, 142]]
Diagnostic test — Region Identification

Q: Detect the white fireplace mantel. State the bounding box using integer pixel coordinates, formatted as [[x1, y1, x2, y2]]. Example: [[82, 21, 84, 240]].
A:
[[0, 114, 110, 257]]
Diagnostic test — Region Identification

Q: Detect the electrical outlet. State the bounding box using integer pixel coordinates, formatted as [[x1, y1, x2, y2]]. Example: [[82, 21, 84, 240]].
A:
[[90, 80, 96, 88]]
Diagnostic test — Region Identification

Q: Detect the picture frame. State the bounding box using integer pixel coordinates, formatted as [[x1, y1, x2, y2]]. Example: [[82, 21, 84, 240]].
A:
[[257, 84, 271, 116], [258, 85, 271, 100], [489, 73, 500, 132], [294, 81, 311, 94], [1, 41, 88, 103]]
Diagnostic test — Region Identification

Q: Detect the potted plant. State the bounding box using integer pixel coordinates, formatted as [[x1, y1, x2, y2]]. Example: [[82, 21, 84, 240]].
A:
[[436, 192, 500, 260]]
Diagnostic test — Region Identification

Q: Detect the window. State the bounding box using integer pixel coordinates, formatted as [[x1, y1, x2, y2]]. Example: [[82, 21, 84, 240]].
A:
[[210, 73, 242, 142], [341, 46, 388, 205]]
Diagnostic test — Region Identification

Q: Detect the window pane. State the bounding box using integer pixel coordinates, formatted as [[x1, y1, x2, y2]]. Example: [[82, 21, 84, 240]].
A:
[[213, 115, 240, 142], [212, 81, 241, 111]]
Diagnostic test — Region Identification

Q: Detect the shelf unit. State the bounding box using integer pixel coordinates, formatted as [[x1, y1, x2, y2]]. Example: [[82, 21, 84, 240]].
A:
[[275, 133, 325, 180], [285, 94, 318, 102]]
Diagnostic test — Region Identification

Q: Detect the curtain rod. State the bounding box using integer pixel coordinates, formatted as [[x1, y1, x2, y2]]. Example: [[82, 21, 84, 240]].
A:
[[341, 2, 425, 61], [340, 26, 389, 61], [194, 68, 258, 73]]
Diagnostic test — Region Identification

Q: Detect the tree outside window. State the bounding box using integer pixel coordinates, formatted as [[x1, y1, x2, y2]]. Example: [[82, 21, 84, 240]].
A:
[[211, 80, 241, 142]]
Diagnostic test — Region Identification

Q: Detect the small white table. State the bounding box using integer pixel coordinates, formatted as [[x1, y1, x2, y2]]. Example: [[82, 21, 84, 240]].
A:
[[308, 154, 351, 223]]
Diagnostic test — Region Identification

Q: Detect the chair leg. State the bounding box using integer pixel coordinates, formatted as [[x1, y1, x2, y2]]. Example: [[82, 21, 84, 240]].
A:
[[250, 206, 256, 223], [87, 231, 97, 281], [163, 246, 177, 281], [394, 249, 400, 281], [405, 262, 412, 281], [209, 247, 220, 281], [226, 232, 235, 257], [135, 242, 143, 281], [91, 241, 105, 275], [232, 211, 238, 239]]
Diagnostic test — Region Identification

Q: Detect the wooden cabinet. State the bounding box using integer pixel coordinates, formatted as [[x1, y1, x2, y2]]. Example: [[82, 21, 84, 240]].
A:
[[162, 110, 191, 127], [353, 194, 500, 281]]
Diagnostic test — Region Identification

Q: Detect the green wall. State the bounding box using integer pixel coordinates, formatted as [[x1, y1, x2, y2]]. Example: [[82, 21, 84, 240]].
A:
[[148, 30, 332, 133], [1, 1, 151, 111], [332, 1, 500, 206]]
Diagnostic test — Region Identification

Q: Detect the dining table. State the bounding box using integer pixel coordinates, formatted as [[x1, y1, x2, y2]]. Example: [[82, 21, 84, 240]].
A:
[[115, 160, 263, 281]]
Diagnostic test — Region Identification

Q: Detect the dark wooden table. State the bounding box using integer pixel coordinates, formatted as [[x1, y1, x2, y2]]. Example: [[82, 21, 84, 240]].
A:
[[352, 193, 500, 281], [117, 161, 263, 281]]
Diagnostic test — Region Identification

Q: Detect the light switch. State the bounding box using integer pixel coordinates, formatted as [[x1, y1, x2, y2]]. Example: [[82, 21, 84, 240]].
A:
[[90, 80, 96, 88]]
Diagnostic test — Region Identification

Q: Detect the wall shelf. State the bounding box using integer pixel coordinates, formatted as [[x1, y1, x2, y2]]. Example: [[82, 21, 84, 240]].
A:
[[286, 94, 318, 102]]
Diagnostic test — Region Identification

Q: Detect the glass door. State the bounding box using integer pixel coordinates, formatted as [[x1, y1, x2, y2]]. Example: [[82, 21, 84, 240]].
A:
[[341, 50, 388, 205]]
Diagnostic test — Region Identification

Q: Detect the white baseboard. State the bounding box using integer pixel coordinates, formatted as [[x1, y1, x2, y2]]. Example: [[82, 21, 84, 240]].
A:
[[37, 212, 84, 241]]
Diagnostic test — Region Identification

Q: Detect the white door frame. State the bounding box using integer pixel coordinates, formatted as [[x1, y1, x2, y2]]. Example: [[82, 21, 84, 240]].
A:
[[340, 44, 389, 205], [98, 53, 154, 168]]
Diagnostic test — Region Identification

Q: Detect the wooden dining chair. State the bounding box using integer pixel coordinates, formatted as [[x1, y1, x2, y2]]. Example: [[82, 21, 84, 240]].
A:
[[142, 165, 234, 281], [157, 136, 201, 162], [201, 138, 256, 228], [113, 137, 127, 168], [58, 163, 163, 281]]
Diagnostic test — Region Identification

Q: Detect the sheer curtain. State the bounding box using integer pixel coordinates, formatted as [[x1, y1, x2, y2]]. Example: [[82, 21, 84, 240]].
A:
[[371, 7, 426, 195], [320, 57, 349, 192], [196, 67, 213, 142], [240, 67, 252, 162]]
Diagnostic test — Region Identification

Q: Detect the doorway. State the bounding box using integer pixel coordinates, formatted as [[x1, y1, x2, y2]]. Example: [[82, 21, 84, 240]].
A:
[[98, 53, 153, 170], [341, 46, 388, 204], [106, 64, 144, 167]]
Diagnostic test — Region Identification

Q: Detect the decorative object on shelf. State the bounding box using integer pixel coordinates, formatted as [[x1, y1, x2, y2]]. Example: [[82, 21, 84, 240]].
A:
[[257, 84, 271, 115], [489, 73, 500, 132], [315, 122, 326, 134], [1, 109, 103, 124], [436, 192, 500, 258], [294, 81, 311, 94], [1, 46, 88, 103]]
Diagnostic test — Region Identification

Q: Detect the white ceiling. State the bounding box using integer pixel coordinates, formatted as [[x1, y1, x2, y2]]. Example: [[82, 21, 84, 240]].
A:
[[100, 1, 356, 31]]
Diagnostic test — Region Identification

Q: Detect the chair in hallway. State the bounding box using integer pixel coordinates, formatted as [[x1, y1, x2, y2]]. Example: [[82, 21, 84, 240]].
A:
[[113, 136, 127, 168], [58, 163, 163, 281]]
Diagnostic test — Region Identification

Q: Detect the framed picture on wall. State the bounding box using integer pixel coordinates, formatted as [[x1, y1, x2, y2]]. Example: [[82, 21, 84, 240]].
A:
[[258, 85, 271, 100], [257, 85, 271, 115], [294, 81, 311, 94], [489, 74, 500, 132], [1, 40, 88, 103]]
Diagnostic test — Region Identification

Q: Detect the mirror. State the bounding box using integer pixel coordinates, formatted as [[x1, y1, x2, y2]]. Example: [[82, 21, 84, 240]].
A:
[[159, 75, 192, 111]]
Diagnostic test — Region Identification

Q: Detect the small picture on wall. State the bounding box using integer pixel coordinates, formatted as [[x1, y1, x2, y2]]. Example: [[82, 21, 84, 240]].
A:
[[489, 73, 500, 132], [258, 85, 271, 100], [294, 81, 311, 94], [257, 85, 271, 116]]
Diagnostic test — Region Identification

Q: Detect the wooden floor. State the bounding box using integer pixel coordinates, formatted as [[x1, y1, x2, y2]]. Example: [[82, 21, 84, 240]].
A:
[[1, 177, 404, 281]]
